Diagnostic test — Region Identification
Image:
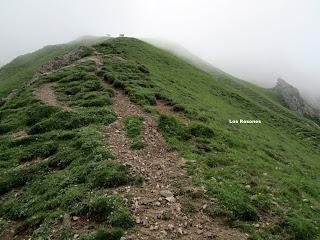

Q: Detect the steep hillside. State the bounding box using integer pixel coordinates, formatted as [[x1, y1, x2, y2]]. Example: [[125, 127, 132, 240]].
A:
[[143, 39, 225, 77], [0, 37, 319, 240], [0, 36, 108, 98]]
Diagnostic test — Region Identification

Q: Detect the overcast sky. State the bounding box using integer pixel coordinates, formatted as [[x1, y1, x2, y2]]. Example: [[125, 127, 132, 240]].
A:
[[1, 0, 319, 101]]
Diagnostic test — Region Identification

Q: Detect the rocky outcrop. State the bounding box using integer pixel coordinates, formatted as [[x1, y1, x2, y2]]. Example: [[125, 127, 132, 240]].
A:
[[2, 48, 89, 105], [273, 78, 320, 121], [28, 46, 92, 85]]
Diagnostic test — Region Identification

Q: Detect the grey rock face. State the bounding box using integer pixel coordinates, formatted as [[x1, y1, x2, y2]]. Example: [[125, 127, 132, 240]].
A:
[[160, 190, 174, 198], [28, 46, 91, 86], [273, 78, 320, 121]]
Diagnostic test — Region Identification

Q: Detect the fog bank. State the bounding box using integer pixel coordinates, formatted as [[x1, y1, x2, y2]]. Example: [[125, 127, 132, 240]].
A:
[[1, 0, 319, 102]]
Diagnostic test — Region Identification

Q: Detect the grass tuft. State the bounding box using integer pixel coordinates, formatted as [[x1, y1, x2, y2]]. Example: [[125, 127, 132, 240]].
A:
[[124, 115, 144, 150]]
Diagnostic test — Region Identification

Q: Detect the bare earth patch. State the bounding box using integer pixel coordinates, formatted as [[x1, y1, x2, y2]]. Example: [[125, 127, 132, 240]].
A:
[[35, 82, 71, 111], [104, 85, 247, 240], [0, 221, 16, 240], [48, 214, 103, 240], [12, 130, 28, 139]]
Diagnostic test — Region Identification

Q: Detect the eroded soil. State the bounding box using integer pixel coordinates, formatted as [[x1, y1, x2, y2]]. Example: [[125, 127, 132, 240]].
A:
[[104, 85, 247, 240], [34, 82, 71, 111]]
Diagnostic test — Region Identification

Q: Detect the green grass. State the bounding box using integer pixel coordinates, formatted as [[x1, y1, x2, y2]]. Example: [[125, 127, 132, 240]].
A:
[[181, 202, 196, 214], [0, 37, 319, 239], [0, 36, 108, 98], [124, 115, 144, 150], [0, 59, 135, 238], [94, 38, 320, 239]]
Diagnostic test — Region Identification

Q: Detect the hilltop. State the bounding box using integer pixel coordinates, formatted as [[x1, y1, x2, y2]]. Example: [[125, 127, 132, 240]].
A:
[[0, 37, 319, 240]]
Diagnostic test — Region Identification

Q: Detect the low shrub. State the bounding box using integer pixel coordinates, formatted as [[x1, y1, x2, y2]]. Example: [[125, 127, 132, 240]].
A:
[[89, 162, 129, 188], [82, 80, 103, 92], [93, 228, 124, 240], [129, 92, 156, 105], [19, 141, 59, 162], [0, 164, 47, 194], [48, 148, 80, 169], [76, 96, 112, 107], [158, 115, 188, 140], [124, 115, 143, 139], [188, 123, 214, 138], [130, 140, 144, 150], [207, 184, 258, 222], [85, 193, 134, 228], [108, 207, 133, 229], [29, 109, 116, 134], [0, 123, 17, 134], [0, 98, 6, 107], [281, 215, 319, 240], [182, 202, 196, 214]]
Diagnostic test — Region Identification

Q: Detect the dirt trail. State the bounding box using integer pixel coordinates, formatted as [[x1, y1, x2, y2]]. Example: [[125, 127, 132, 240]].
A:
[[34, 82, 71, 111], [30, 53, 247, 239], [103, 86, 247, 240]]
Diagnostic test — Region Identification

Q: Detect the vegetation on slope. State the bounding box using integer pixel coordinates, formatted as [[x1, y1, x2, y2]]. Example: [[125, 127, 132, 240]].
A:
[[124, 115, 144, 149], [96, 38, 320, 240], [0, 37, 319, 239], [0, 60, 137, 239], [0, 36, 108, 98]]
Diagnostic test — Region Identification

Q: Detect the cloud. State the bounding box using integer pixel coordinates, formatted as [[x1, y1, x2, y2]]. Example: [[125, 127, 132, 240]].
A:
[[0, 0, 319, 100]]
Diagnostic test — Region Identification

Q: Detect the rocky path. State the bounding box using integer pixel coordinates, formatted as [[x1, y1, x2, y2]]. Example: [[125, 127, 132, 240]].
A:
[[103, 86, 247, 240], [34, 82, 71, 111], [31, 52, 247, 239]]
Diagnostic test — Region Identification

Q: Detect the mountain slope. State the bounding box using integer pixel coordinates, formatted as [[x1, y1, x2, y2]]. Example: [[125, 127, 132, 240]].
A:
[[0, 36, 108, 98], [145, 39, 318, 127], [143, 38, 225, 77], [0, 37, 319, 240]]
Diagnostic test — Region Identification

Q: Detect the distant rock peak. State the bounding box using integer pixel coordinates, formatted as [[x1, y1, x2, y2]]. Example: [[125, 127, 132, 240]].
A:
[[273, 78, 320, 122], [275, 78, 299, 93]]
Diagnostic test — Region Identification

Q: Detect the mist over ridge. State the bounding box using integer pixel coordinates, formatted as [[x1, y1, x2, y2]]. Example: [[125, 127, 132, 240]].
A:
[[1, 0, 319, 105]]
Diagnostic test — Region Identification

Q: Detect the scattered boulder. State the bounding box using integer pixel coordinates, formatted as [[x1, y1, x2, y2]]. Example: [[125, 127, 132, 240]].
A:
[[160, 190, 176, 202], [160, 190, 174, 198], [165, 196, 176, 203]]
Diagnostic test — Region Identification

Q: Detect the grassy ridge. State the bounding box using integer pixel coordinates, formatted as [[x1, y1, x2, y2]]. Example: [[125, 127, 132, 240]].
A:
[[96, 38, 320, 239], [0, 60, 136, 239], [0, 37, 108, 98], [0, 37, 319, 239]]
